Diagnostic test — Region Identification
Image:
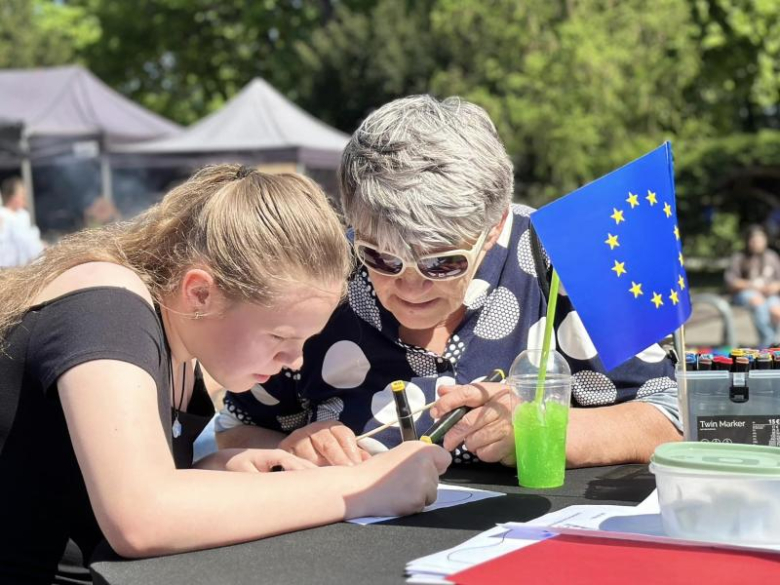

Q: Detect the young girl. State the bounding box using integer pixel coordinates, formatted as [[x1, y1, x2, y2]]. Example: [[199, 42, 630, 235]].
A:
[[0, 164, 449, 584]]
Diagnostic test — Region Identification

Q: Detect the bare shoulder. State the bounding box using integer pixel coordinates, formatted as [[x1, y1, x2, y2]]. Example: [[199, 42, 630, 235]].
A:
[[34, 262, 154, 307]]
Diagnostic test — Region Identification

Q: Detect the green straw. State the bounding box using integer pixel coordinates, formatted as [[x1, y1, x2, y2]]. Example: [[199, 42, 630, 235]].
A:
[[535, 269, 561, 405]]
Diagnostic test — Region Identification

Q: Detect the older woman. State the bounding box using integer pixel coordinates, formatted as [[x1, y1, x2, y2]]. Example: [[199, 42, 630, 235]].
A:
[[217, 96, 682, 468]]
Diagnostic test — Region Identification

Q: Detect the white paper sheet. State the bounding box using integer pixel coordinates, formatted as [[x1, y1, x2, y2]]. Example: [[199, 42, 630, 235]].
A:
[[502, 491, 780, 554], [348, 483, 505, 525], [406, 525, 550, 582]]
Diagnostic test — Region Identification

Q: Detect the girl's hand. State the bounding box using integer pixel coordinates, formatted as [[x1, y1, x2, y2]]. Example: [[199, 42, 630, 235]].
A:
[[196, 448, 318, 472]]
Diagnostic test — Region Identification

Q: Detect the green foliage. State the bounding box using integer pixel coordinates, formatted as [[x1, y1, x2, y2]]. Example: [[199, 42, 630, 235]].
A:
[[690, 0, 780, 132], [0, 0, 100, 68], [675, 130, 780, 255], [2, 0, 778, 260], [430, 0, 704, 205], [295, 0, 438, 132], [70, 0, 344, 124]]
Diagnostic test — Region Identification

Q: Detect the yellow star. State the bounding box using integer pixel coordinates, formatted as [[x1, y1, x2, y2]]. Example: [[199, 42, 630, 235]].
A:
[[678, 275, 685, 290], [674, 225, 680, 240], [663, 202, 672, 218], [605, 233, 620, 250], [610, 208, 625, 225], [646, 190, 658, 205], [669, 289, 679, 305], [611, 260, 627, 277], [629, 281, 643, 298], [651, 292, 663, 308], [626, 192, 639, 208], [678, 252, 684, 266]]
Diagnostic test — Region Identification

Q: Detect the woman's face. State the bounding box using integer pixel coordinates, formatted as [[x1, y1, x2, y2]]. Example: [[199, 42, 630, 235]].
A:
[[369, 262, 475, 331], [366, 216, 506, 332], [188, 281, 343, 392], [748, 231, 768, 255]]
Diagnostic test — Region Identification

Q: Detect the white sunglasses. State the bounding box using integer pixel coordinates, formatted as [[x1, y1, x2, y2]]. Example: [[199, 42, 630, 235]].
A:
[[354, 229, 489, 281]]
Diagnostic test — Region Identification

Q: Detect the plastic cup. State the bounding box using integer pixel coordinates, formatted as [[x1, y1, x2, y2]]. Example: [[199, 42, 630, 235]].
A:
[[508, 349, 572, 489]]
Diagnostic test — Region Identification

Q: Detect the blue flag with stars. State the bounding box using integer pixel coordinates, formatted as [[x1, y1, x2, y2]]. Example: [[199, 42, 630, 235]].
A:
[[531, 142, 691, 371]]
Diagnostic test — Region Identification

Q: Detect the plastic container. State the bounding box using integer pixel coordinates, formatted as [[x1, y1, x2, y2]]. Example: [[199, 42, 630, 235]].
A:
[[650, 442, 780, 545], [678, 369, 780, 445]]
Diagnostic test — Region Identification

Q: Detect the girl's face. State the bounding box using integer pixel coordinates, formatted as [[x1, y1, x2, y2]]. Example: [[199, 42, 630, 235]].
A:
[[186, 281, 343, 392]]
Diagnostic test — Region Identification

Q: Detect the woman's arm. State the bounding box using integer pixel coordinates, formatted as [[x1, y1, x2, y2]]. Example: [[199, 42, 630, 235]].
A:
[[59, 359, 450, 558], [432, 382, 681, 467]]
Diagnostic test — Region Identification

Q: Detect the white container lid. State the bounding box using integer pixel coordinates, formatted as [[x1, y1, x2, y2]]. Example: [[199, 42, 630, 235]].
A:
[[652, 442, 780, 476]]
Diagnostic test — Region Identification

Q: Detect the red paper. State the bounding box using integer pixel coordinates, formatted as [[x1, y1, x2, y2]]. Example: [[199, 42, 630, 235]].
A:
[[448, 535, 780, 585]]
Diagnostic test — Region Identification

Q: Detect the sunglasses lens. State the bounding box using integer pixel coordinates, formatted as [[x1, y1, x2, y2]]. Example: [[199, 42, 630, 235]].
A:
[[418, 254, 469, 279], [358, 245, 404, 275]]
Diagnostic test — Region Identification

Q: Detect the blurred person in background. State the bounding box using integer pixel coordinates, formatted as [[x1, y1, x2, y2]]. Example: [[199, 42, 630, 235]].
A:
[[725, 224, 780, 347], [83, 195, 122, 228], [0, 176, 44, 267]]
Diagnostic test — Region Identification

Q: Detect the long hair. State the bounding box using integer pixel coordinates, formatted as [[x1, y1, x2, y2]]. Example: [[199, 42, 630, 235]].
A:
[[740, 224, 769, 278], [0, 164, 352, 344]]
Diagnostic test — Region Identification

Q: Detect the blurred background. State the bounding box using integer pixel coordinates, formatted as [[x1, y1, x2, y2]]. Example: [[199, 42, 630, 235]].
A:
[[1, 0, 779, 347]]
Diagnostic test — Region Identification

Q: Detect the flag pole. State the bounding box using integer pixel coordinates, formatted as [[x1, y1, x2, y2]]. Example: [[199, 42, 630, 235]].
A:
[[676, 323, 689, 440], [536, 269, 561, 404]]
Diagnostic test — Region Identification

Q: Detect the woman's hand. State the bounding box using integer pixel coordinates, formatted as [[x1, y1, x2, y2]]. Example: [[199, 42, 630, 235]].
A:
[[345, 441, 451, 519], [279, 421, 371, 466], [195, 448, 317, 472], [430, 382, 517, 466]]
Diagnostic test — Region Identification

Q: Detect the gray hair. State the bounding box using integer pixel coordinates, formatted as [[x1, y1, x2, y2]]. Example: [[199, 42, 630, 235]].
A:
[[339, 95, 514, 257]]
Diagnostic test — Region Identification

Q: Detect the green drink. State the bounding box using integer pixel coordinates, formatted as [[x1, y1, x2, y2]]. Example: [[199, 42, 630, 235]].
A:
[[514, 401, 569, 488]]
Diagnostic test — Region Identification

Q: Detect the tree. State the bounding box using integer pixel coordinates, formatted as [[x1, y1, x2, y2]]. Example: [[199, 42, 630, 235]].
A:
[[429, 0, 704, 204], [689, 0, 780, 133], [0, 0, 100, 68], [71, 0, 350, 124], [295, 0, 439, 132]]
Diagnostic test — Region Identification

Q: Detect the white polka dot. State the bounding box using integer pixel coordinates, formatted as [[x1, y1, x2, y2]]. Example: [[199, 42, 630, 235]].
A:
[[249, 384, 280, 406], [435, 376, 457, 397], [316, 397, 345, 421], [637, 376, 676, 398], [572, 371, 617, 406], [527, 317, 557, 352], [226, 400, 255, 425], [357, 437, 388, 455], [558, 282, 568, 296], [512, 203, 534, 217], [407, 350, 438, 377], [557, 311, 597, 361], [277, 411, 308, 431], [517, 230, 537, 276], [474, 287, 521, 340], [636, 344, 667, 363], [348, 273, 382, 331], [496, 212, 514, 248], [370, 382, 426, 425], [215, 408, 244, 432], [321, 340, 371, 389], [464, 278, 490, 309]]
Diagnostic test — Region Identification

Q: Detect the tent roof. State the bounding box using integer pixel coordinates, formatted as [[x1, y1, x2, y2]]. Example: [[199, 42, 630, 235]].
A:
[[115, 78, 348, 157], [0, 65, 180, 144]]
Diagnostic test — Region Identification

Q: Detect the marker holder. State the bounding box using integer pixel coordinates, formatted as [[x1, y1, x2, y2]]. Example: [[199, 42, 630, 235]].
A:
[[678, 368, 780, 446]]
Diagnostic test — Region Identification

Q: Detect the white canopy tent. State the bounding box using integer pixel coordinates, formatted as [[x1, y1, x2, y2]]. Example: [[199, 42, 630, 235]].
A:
[[114, 78, 349, 172], [0, 65, 180, 220]]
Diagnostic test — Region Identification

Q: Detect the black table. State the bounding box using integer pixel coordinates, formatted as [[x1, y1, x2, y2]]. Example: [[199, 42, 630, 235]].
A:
[[90, 464, 656, 585]]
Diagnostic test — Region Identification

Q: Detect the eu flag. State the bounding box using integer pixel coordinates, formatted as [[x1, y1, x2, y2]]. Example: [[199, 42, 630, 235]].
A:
[[531, 142, 691, 371]]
